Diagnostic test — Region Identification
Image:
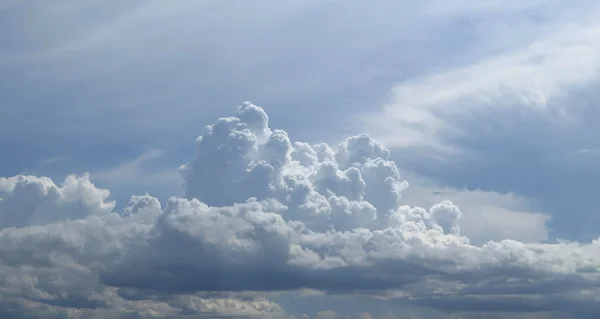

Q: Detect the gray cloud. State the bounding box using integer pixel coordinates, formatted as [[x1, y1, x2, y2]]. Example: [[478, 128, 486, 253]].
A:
[[0, 174, 114, 229], [1, 103, 600, 318]]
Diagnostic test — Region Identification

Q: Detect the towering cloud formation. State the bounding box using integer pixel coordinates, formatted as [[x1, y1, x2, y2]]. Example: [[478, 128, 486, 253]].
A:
[[179, 102, 411, 233], [0, 102, 599, 318]]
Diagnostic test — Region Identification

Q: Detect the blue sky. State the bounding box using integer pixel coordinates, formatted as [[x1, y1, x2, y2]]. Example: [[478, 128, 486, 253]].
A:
[[1, 1, 600, 318]]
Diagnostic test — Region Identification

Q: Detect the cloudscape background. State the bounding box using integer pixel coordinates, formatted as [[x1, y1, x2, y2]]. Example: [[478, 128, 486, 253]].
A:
[[1, 0, 600, 318]]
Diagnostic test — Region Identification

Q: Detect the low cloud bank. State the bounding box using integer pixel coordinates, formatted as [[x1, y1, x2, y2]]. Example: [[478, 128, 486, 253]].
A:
[[1, 102, 598, 318]]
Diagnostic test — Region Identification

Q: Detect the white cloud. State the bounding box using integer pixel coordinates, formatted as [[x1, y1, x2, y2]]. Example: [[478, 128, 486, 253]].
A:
[[316, 310, 338, 319], [362, 6, 600, 152], [1, 103, 599, 318], [7, 0, 594, 144], [399, 173, 550, 244], [4, 1, 600, 318], [0, 174, 114, 229]]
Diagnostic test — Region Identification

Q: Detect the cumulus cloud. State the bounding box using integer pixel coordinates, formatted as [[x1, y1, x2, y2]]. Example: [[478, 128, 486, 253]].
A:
[[1, 103, 600, 318], [398, 174, 551, 244], [0, 174, 114, 229]]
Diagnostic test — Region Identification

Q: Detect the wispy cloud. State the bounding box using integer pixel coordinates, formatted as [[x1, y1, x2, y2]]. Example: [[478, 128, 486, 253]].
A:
[[91, 148, 182, 204], [355, 2, 600, 241], [7, 0, 593, 140], [362, 7, 600, 151], [93, 148, 170, 185]]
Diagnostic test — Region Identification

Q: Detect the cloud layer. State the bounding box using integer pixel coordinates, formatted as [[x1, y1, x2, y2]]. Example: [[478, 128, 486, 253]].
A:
[[1, 103, 600, 318]]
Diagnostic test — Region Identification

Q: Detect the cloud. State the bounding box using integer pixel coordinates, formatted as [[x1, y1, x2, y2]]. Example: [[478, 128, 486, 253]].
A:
[[356, 1, 600, 242], [362, 5, 600, 151], [316, 310, 338, 319], [1, 103, 600, 318], [0, 174, 114, 229], [399, 173, 551, 244], [91, 148, 182, 202], [6, 0, 589, 144], [6, 3, 598, 250]]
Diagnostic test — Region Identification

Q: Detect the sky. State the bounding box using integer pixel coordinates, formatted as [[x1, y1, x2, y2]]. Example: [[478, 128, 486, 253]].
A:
[[1, 0, 600, 318]]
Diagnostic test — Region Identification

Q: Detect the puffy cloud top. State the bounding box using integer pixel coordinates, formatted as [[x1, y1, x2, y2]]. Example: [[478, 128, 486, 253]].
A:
[[0, 174, 114, 229], [1, 102, 600, 318], [179, 102, 410, 233]]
